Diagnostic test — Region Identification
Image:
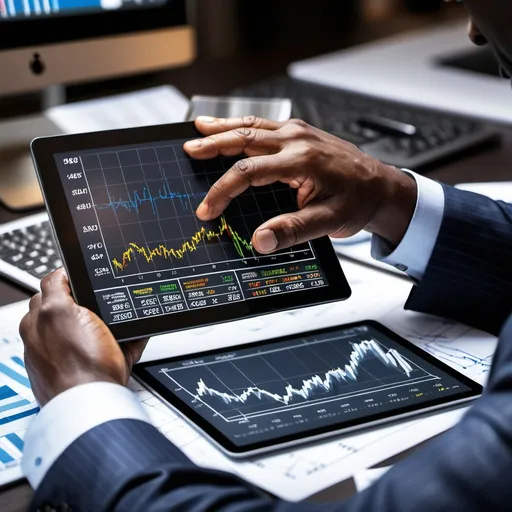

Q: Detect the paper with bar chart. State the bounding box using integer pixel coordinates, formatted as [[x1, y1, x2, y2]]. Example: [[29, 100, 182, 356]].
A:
[[55, 139, 330, 327], [0, 302, 38, 487]]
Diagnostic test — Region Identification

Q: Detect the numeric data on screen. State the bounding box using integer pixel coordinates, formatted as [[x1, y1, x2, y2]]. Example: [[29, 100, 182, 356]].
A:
[[55, 139, 329, 325]]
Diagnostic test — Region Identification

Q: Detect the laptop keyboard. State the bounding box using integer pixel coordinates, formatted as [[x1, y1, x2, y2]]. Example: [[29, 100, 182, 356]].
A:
[[0, 214, 60, 290]]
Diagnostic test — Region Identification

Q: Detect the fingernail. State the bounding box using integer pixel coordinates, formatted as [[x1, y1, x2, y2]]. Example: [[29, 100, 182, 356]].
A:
[[187, 139, 202, 149], [197, 116, 216, 123], [255, 229, 278, 253], [196, 202, 210, 218]]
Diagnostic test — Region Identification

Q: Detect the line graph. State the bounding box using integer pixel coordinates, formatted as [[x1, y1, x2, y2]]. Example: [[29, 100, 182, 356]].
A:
[[79, 141, 311, 279], [424, 342, 493, 375], [195, 340, 414, 407], [160, 332, 438, 421], [112, 215, 253, 271], [96, 179, 206, 216]]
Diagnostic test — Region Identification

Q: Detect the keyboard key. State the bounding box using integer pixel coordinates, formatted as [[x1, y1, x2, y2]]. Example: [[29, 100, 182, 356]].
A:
[[33, 265, 48, 276]]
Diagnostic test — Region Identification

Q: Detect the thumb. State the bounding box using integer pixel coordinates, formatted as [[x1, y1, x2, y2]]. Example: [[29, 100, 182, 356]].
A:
[[252, 203, 339, 254], [121, 339, 149, 372]]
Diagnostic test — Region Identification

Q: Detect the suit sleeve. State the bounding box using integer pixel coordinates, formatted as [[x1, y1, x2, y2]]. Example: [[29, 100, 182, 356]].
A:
[[30, 319, 512, 512], [405, 185, 512, 335]]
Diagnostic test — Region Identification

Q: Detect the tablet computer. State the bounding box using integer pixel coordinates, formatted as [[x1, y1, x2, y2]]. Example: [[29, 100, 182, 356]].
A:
[[30, 122, 351, 341], [133, 321, 482, 458]]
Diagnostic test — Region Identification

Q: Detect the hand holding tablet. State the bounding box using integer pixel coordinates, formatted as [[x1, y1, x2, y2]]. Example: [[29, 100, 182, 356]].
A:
[[29, 121, 481, 457], [30, 122, 351, 342]]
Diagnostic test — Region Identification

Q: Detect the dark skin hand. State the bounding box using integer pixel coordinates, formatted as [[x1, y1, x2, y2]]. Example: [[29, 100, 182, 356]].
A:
[[184, 117, 417, 253], [19, 268, 147, 406]]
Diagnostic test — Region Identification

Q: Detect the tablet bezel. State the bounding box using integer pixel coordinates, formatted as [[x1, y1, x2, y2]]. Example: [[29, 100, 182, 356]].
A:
[[133, 320, 483, 458], [30, 122, 351, 341]]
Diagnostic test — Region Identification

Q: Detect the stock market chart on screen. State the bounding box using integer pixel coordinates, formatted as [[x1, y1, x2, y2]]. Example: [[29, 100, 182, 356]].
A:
[[53, 138, 329, 327], [0, 0, 165, 19]]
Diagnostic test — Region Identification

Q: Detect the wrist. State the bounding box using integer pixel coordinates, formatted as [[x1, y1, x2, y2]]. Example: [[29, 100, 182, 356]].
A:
[[46, 372, 122, 406], [365, 166, 417, 246]]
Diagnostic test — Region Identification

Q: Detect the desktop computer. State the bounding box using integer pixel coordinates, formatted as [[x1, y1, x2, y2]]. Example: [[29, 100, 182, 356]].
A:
[[0, 0, 196, 289], [0, 0, 196, 210]]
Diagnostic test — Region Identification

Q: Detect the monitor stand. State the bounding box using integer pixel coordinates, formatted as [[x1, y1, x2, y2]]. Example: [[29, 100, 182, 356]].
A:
[[0, 86, 63, 211]]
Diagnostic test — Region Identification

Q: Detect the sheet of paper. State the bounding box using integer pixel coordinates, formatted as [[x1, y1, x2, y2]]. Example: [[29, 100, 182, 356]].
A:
[[45, 85, 189, 134], [353, 466, 391, 492], [377, 302, 497, 386], [0, 300, 35, 487]]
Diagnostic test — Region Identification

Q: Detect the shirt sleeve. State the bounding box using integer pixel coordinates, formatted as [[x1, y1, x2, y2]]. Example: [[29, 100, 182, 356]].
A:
[[21, 382, 150, 490], [371, 172, 445, 281]]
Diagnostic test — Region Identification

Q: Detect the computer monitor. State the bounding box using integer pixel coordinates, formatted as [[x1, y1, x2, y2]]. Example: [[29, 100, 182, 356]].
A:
[[0, 0, 196, 210]]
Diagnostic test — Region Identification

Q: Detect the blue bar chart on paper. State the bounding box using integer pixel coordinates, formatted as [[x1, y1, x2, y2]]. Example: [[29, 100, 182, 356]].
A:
[[0, 313, 39, 486]]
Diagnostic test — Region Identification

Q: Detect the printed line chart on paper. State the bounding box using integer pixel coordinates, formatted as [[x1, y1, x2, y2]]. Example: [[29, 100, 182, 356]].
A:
[[377, 298, 497, 386]]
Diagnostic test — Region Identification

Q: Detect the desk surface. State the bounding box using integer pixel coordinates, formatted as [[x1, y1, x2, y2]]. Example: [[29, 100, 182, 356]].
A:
[[1, 8, 511, 510]]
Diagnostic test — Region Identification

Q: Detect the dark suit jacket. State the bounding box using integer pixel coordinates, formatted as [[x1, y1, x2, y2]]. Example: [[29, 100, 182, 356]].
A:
[[32, 185, 512, 511]]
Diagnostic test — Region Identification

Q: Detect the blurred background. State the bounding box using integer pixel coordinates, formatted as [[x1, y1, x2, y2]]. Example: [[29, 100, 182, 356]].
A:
[[0, 0, 469, 114]]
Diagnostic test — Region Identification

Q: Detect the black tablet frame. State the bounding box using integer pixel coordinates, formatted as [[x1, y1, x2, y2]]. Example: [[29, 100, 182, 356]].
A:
[[133, 320, 483, 457], [31, 122, 352, 341]]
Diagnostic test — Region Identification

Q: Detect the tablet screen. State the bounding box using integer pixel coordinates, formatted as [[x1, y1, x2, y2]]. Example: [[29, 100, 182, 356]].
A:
[[134, 321, 481, 456], [51, 135, 342, 329]]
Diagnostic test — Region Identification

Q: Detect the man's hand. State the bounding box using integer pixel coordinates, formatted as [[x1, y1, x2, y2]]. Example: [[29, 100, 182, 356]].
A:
[[184, 116, 417, 252], [19, 268, 147, 406]]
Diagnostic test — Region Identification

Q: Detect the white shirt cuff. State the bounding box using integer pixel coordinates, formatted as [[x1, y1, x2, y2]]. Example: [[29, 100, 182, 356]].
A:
[[371, 172, 445, 281], [21, 382, 150, 489]]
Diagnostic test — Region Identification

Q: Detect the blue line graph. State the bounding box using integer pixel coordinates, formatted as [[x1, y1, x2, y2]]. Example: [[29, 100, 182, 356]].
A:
[[424, 342, 493, 375], [95, 180, 206, 216]]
